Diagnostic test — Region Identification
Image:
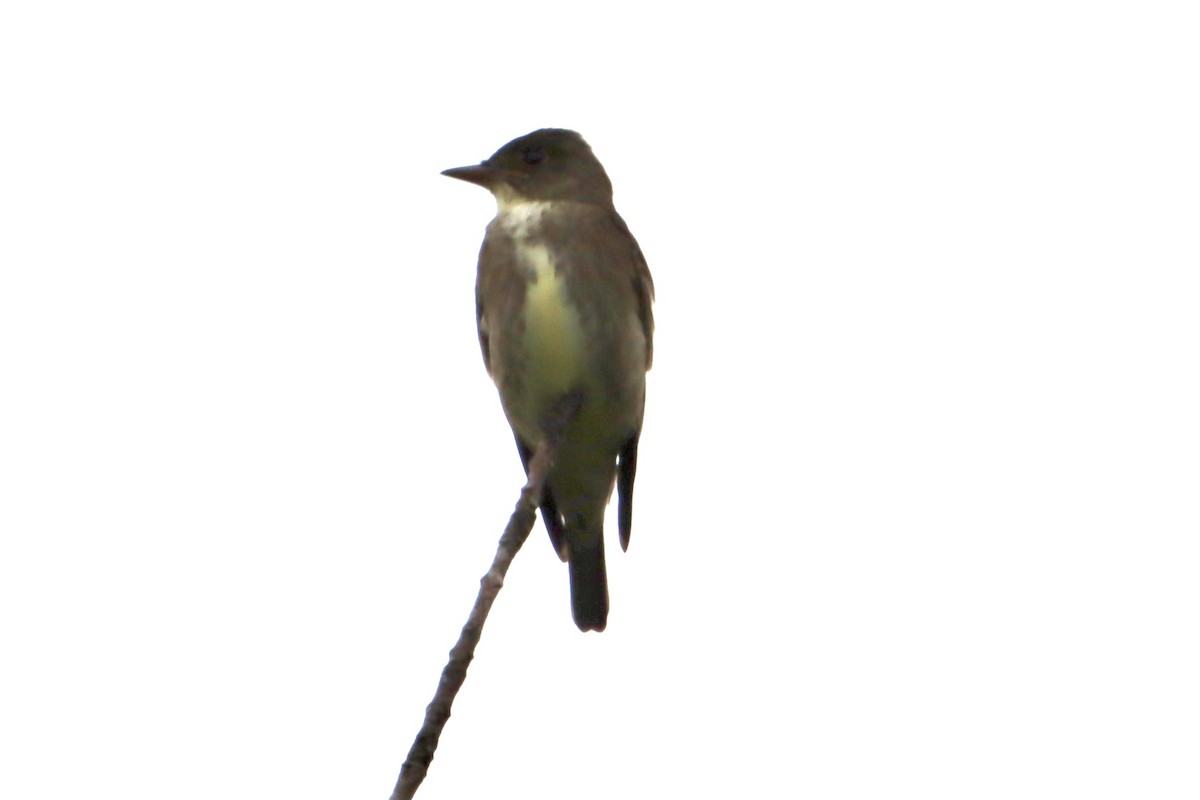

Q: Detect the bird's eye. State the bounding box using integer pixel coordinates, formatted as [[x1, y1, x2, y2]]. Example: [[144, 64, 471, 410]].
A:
[[522, 147, 545, 166]]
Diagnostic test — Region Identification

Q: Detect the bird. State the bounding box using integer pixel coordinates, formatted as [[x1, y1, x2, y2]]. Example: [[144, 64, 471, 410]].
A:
[[442, 128, 655, 631]]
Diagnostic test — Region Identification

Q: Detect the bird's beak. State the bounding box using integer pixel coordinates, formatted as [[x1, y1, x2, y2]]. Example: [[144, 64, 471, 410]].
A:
[[441, 163, 498, 187]]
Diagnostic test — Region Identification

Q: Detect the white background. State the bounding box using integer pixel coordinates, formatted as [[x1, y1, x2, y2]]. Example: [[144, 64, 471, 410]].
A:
[[1, 2, 1197, 798]]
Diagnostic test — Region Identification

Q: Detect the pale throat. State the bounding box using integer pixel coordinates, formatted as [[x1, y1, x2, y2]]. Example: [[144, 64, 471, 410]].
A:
[[494, 193, 556, 238]]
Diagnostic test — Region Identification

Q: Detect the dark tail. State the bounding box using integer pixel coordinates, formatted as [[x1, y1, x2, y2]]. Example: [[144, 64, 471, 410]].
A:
[[568, 539, 608, 632]]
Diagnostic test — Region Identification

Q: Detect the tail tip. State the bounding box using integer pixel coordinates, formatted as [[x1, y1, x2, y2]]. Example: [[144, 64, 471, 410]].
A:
[[568, 543, 609, 633], [573, 610, 607, 633]]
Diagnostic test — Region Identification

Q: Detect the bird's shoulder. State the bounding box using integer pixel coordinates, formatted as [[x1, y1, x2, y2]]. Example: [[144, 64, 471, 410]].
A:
[[536, 203, 656, 369]]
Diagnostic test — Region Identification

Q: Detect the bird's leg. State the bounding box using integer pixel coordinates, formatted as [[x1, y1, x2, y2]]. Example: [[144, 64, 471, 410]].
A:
[[541, 387, 584, 445], [523, 388, 585, 505]]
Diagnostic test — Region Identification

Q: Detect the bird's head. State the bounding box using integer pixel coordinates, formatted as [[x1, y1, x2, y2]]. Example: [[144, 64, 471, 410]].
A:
[[442, 128, 614, 208]]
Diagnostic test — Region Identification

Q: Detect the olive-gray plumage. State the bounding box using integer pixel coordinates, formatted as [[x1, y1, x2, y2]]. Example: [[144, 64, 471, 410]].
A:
[[442, 129, 654, 631]]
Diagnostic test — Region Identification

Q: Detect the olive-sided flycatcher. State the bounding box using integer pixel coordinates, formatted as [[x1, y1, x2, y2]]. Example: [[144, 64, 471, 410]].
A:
[[442, 129, 655, 632]]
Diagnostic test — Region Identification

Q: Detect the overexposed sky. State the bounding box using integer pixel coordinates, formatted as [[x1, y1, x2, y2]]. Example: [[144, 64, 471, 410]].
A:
[[2, 2, 1197, 798]]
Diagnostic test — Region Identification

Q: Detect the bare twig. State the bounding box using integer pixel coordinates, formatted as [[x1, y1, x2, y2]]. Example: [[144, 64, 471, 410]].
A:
[[390, 427, 567, 800]]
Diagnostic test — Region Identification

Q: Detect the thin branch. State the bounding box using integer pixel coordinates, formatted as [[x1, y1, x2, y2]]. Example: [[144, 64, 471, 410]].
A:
[[390, 434, 563, 800]]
